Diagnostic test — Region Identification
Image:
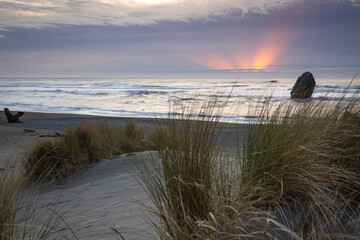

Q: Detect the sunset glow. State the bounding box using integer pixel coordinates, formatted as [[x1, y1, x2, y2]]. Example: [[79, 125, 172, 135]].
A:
[[185, 53, 236, 70], [185, 43, 284, 72], [183, 27, 290, 72], [251, 41, 283, 70]]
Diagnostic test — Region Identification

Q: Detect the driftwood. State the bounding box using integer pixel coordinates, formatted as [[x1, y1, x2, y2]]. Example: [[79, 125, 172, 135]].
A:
[[22, 129, 62, 137], [23, 129, 36, 133], [4, 108, 24, 123], [39, 132, 62, 137]]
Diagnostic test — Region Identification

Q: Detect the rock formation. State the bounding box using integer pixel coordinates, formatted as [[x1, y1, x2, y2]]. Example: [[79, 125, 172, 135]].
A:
[[291, 71, 316, 99], [4, 108, 24, 123]]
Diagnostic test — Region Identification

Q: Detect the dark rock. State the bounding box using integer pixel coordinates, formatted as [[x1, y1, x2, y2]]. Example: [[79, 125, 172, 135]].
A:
[[269, 80, 278, 83], [4, 108, 24, 123], [291, 71, 316, 98]]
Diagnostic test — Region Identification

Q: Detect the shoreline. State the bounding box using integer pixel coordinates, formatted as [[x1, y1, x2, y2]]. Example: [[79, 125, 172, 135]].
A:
[[0, 110, 160, 132], [0, 111, 157, 168], [0, 110, 249, 167]]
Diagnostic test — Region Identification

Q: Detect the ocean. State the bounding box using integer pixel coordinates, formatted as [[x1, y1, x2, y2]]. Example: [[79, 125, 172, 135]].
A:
[[0, 78, 358, 123]]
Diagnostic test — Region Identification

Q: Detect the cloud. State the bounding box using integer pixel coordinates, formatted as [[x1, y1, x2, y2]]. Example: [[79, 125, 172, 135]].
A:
[[349, 0, 360, 6], [0, 0, 302, 29], [13, 10, 52, 17], [1, 0, 359, 30]]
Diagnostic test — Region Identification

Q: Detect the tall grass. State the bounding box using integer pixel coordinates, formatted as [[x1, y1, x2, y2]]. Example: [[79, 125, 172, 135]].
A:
[[24, 120, 148, 182], [138, 90, 360, 239], [239, 96, 360, 238], [0, 161, 76, 239], [137, 95, 242, 239]]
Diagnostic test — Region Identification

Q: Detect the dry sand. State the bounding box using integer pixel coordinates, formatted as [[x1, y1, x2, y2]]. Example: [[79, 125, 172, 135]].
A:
[[35, 151, 156, 239], [0, 111, 159, 239]]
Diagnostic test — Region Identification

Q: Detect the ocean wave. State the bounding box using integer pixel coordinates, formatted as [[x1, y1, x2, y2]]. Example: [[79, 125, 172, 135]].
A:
[[312, 96, 359, 102], [126, 90, 169, 95], [314, 88, 359, 94], [317, 84, 360, 89], [0, 88, 64, 94], [67, 91, 108, 96], [220, 84, 249, 88], [0, 88, 109, 96], [1, 78, 358, 124]]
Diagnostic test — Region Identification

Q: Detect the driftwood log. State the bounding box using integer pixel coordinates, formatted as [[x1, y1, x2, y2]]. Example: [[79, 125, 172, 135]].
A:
[[4, 108, 24, 123]]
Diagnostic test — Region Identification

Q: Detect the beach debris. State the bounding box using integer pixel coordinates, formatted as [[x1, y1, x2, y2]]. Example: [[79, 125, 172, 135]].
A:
[[23, 129, 36, 133], [290, 71, 316, 99], [24, 128, 38, 136], [23, 128, 62, 137], [4, 108, 24, 123], [39, 132, 62, 137]]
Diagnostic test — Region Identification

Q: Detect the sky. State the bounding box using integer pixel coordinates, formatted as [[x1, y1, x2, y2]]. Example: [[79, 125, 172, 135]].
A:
[[0, 0, 359, 78]]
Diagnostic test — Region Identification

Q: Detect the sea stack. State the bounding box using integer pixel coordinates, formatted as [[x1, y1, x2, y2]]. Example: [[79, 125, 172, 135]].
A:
[[291, 71, 316, 99]]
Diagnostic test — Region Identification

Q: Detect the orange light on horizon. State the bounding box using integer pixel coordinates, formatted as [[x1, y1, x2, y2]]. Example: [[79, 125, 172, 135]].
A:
[[184, 53, 236, 70], [251, 34, 285, 70], [182, 26, 294, 72], [181, 27, 291, 71], [184, 41, 285, 71]]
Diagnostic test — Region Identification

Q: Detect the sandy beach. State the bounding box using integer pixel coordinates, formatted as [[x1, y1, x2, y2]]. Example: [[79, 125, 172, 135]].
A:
[[0, 111, 162, 238], [0, 110, 157, 166], [0, 110, 249, 239]]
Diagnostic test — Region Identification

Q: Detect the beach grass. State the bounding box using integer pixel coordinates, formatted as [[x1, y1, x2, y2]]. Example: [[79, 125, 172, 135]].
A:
[[0, 160, 77, 239], [137, 94, 239, 239], [24, 120, 149, 182], [238, 95, 360, 238], [138, 90, 360, 239]]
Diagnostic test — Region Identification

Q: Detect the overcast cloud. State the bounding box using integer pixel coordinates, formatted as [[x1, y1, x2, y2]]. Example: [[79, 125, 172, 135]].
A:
[[0, 0, 315, 29], [0, 0, 359, 77]]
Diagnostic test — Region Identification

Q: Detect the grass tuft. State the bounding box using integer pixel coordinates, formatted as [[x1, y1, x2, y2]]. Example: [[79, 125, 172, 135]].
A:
[[0, 160, 77, 239], [239, 95, 360, 237], [24, 120, 149, 182], [138, 89, 360, 239], [137, 95, 234, 239]]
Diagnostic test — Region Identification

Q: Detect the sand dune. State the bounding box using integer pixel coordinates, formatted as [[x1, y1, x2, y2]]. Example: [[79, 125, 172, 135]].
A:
[[34, 151, 156, 239], [0, 111, 158, 239]]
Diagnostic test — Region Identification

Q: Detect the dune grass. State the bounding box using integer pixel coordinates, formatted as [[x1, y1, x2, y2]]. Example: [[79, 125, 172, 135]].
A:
[[0, 161, 77, 239], [24, 120, 149, 182], [137, 95, 240, 239], [138, 91, 360, 239], [238, 96, 360, 238]]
